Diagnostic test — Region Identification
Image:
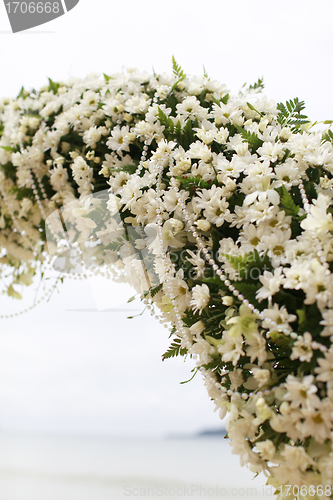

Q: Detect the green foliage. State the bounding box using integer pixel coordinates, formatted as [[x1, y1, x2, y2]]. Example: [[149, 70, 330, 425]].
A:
[[17, 86, 29, 100], [202, 65, 209, 80], [109, 164, 138, 175], [277, 98, 309, 131], [278, 185, 300, 217], [48, 78, 60, 95], [247, 77, 264, 92], [157, 107, 174, 133], [7, 186, 34, 201], [1, 145, 15, 152], [235, 125, 263, 152], [172, 56, 186, 82], [247, 102, 263, 117], [171, 57, 187, 93], [176, 175, 217, 192], [162, 338, 187, 360], [221, 249, 272, 282], [180, 366, 199, 384], [105, 238, 125, 252], [296, 303, 324, 337], [150, 283, 162, 298], [322, 128, 333, 145]]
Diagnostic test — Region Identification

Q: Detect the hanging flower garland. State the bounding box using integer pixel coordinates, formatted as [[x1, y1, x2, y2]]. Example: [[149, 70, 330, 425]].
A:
[[0, 60, 333, 498]]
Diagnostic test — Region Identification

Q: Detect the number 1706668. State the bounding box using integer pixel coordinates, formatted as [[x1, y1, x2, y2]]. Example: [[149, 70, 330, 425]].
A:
[[5, 2, 60, 14]]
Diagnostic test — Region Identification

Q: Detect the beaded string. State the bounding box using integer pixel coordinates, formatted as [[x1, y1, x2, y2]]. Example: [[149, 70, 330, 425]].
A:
[[154, 157, 192, 348], [153, 157, 273, 399], [0, 273, 63, 319], [19, 138, 115, 282], [297, 173, 331, 269], [152, 159, 272, 400], [169, 170, 332, 353], [121, 96, 331, 355], [1, 88, 332, 349]]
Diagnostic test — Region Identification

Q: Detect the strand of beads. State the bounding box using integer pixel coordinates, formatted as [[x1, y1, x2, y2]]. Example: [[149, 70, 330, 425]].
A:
[[0, 177, 39, 254], [297, 173, 331, 270], [18, 137, 50, 220], [23, 153, 107, 283], [154, 162, 277, 399], [0, 274, 64, 319], [166, 164, 331, 354], [0, 177, 65, 317], [154, 157, 192, 348], [130, 94, 159, 186], [296, 173, 333, 341]]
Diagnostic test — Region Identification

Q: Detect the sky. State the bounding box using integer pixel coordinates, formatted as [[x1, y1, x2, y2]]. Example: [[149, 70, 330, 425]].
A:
[[0, 0, 333, 439]]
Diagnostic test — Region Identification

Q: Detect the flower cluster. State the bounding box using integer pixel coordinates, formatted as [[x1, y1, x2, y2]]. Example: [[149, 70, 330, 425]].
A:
[[0, 62, 333, 498]]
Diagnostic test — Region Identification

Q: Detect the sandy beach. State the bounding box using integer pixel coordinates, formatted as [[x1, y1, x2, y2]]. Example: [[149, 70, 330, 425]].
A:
[[0, 432, 269, 500]]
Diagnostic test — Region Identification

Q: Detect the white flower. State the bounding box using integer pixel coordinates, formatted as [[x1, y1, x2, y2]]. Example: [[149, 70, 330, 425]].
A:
[[71, 156, 92, 180], [257, 141, 285, 163], [246, 332, 267, 366], [290, 332, 313, 362], [50, 164, 69, 190], [256, 268, 284, 302], [190, 320, 205, 336], [106, 125, 134, 152], [280, 445, 314, 473], [284, 375, 321, 409], [226, 304, 258, 338], [217, 331, 245, 366], [254, 440, 276, 461], [186, 249, 206, 278], [119, 179, 141, 211], [83, 126, 107, 148], [195, 219, 211, 231], [190, 337, 215, 365], [301, 194, 333, 235], [261, 228, 292, 266], [261, 304, 297, 332], [229, 369, 244, 391], [187, 141, 212, 162], [252, 368, 271, 388], [314, 351, 333, 383], [176, 96, 208, 121], [319, 308, 333, 337], [163, 271, 191, 312], [190, 284, 210, 315], [160, 219, 186, 249], [297, 399, 333, 443]]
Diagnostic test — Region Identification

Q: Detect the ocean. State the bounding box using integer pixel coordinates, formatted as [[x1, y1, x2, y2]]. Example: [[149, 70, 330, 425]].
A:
[[0, 432, 271, 500]]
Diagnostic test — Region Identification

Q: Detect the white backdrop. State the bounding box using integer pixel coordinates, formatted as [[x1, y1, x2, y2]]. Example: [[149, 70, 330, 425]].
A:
[[0, 0, 332, 438]]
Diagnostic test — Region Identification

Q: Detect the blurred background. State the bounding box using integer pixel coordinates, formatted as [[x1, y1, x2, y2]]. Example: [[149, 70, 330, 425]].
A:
[[0, 0, 332, 498]]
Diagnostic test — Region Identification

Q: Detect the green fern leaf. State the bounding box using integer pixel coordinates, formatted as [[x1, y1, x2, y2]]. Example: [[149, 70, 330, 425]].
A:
[[279, 185, 300, 217], [277, 97, 309, 131], [150, 283, 162, 298], [172, 56, 186, 81], [248, 77, 264, 92], [235, 125, 263, 152], [48, 78, 60, 95], [202, 65, 209, 80], [322, 128, 333, 144], [162, 338, 187, 360], [157, 107, 174, 133]]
